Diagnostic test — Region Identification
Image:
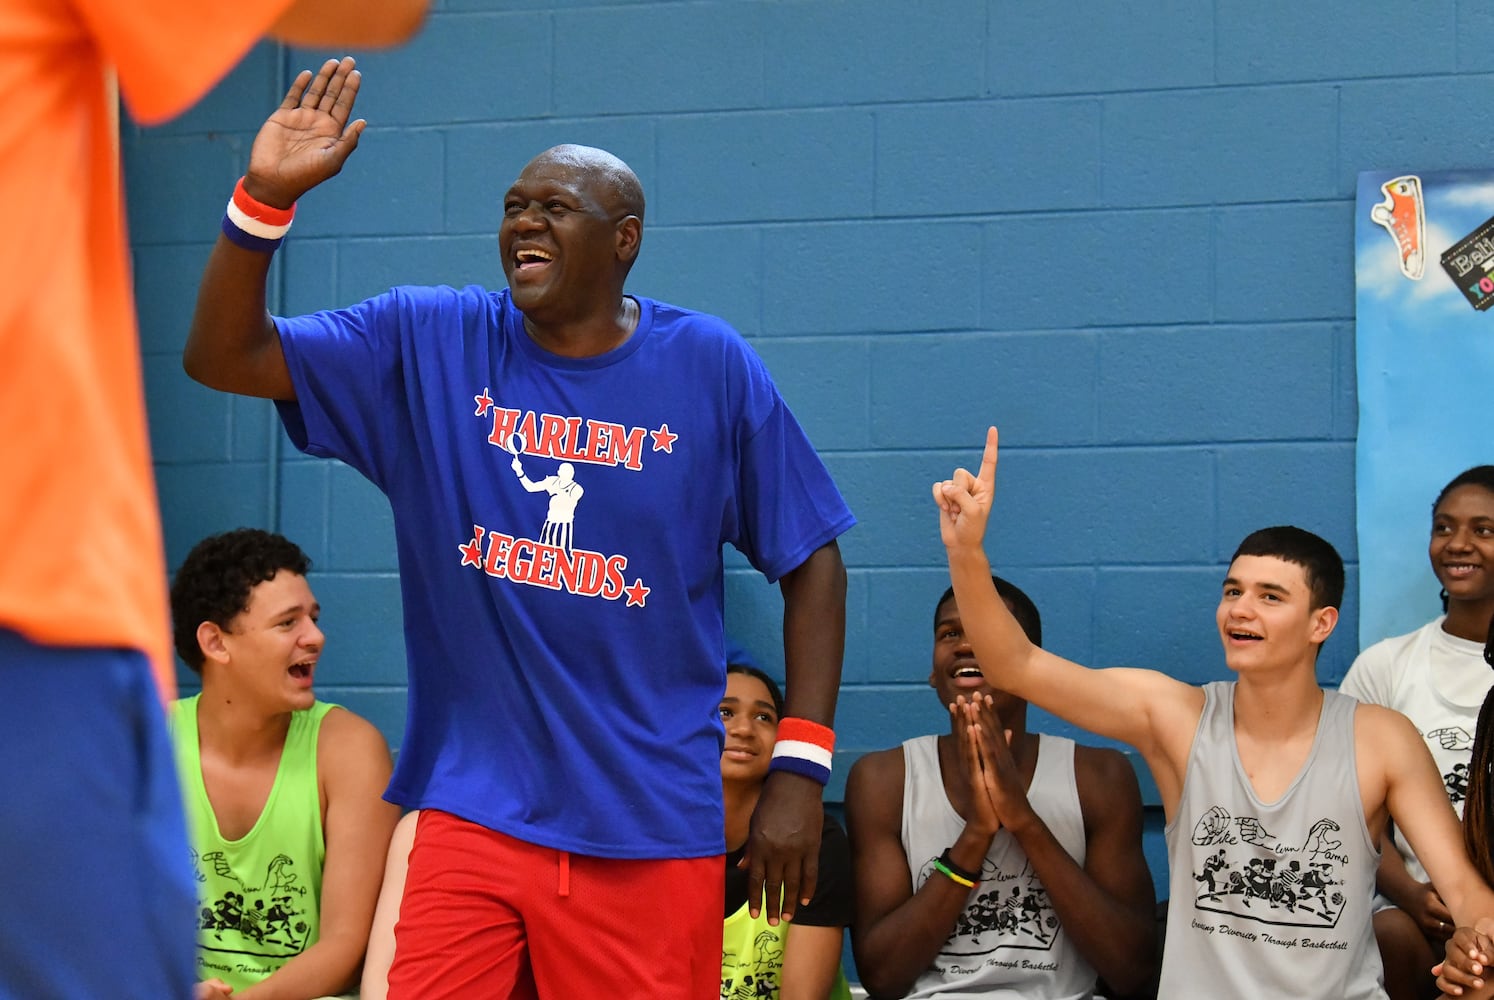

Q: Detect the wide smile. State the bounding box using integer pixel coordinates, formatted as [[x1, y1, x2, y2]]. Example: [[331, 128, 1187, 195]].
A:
[[511, 245, 555, 277], [949, 662, 987, 688], [288, 659, 316, 687]]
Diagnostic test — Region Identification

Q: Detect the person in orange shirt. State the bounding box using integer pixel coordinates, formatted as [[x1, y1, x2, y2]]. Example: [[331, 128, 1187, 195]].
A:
[[0, 3, 424, 997]]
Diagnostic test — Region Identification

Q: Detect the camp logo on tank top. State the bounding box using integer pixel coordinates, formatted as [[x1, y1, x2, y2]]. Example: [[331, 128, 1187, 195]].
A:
[[901, 733, 1094, 994], [720, 932, 784, 1000], [192, 848, 315, 962], [1187, 806, 1349, 929], [922, 856, 1062, 965]]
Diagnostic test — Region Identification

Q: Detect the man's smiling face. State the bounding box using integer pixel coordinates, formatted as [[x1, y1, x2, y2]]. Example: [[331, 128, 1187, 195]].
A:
[[498, 149, 635, 326]]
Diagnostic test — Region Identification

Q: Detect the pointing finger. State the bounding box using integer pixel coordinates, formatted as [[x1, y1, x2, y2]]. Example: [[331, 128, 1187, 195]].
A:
[[977, 426, 999, 491]]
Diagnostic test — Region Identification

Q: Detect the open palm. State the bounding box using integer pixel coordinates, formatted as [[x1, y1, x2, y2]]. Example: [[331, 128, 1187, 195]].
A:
[[245, 57, 367, 208]]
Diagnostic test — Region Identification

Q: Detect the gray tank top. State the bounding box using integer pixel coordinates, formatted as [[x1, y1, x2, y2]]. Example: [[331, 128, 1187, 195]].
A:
[[900, 733, 1096, 1000], [1159, 682, 1383, 999]]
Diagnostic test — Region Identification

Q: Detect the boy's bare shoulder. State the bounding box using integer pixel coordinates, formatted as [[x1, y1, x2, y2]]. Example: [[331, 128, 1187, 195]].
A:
[[847, 744, 907, 793], [1072, 743, 1145, 812], [1072, 743, 1136, 782], [316, 706, 394, 782], [845, 744, 913, 832], [319, 704, 390, 747], [1349, 699, 1426, 778], [1350, 699, 1419, 739]]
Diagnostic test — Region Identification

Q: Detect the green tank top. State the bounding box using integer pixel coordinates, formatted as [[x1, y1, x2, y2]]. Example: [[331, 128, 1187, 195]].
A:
[[170, 696, 335, 992], [721, 899, 851, 1000]]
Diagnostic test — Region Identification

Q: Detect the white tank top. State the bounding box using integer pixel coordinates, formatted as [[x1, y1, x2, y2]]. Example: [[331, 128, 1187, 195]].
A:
[[900, 732, 1096, 1000]]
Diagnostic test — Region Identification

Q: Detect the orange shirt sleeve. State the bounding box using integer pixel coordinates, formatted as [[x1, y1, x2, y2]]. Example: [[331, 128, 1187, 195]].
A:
[[71, 0, 298, 124]]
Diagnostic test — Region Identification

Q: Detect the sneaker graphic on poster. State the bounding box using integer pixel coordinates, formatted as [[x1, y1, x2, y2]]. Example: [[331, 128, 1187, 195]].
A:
[[1369, 175, 1426, 280]]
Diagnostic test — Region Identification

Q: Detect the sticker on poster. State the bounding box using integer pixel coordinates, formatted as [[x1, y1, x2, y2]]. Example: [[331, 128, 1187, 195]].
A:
[[1369, 176, 1426, 280], [1439, 214, 1494, 311]]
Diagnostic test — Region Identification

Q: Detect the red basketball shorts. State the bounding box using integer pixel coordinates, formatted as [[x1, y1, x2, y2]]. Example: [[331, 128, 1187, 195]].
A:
[[387, 809, 724, 999]]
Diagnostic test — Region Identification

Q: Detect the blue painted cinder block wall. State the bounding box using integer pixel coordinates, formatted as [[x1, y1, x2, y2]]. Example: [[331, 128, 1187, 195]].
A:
[[126, 0, 1494, 911]]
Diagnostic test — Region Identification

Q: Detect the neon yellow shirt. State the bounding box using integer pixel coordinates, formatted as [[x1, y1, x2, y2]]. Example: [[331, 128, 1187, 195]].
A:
[[170, 696, 334, 992], [721, 899, 851, 1000]]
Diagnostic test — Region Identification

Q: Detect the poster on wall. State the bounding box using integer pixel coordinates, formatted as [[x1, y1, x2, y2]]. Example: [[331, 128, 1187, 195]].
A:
[[1355, 170, 1494, 650]]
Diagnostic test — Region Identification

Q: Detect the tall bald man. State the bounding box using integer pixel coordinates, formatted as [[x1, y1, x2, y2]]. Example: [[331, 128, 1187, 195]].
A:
[[184, 60, 853, 999]]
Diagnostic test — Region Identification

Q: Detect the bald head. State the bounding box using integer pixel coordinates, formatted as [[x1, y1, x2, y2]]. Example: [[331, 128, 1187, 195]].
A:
[[527, 144, 645, 221]]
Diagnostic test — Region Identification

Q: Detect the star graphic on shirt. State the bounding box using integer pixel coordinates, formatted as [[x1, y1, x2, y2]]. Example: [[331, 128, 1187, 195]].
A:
[[458, 534, 484, 568], [650, 423, 678, 453], [474, 388, 494, 417], [623, 578, 650, 608]]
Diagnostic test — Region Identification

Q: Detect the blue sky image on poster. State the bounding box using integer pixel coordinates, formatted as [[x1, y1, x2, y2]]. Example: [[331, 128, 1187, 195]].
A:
[[1355, 170, 1494, 649]]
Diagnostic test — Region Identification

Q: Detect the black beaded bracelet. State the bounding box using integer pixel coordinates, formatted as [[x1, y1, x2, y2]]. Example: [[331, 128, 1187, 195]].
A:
[[938, 848, 981, 884]]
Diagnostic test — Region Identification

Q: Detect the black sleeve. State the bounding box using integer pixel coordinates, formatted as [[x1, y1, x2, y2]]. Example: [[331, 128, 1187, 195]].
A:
[[790, 813, 853, 927], [724, 846, 749, 919]]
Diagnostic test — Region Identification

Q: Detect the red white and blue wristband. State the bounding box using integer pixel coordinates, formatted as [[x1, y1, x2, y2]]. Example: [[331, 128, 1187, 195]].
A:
[[221, 177, 295, 253], [769, 717, 835, 786]]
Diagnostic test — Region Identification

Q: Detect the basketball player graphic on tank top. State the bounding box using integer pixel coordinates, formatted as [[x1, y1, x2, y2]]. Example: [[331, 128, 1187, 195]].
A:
[[1189, 806, 1349, 928], [918, 855, 1061, 958]]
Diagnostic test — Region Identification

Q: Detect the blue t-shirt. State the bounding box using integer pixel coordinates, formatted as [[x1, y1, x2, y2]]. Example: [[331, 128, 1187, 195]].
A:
[[275, 286, 854, 858]]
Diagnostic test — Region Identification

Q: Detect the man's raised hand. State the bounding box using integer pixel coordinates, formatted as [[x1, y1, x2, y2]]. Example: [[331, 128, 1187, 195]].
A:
[[933, 426, 1000, 551], [244, 57, 368, 209]]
